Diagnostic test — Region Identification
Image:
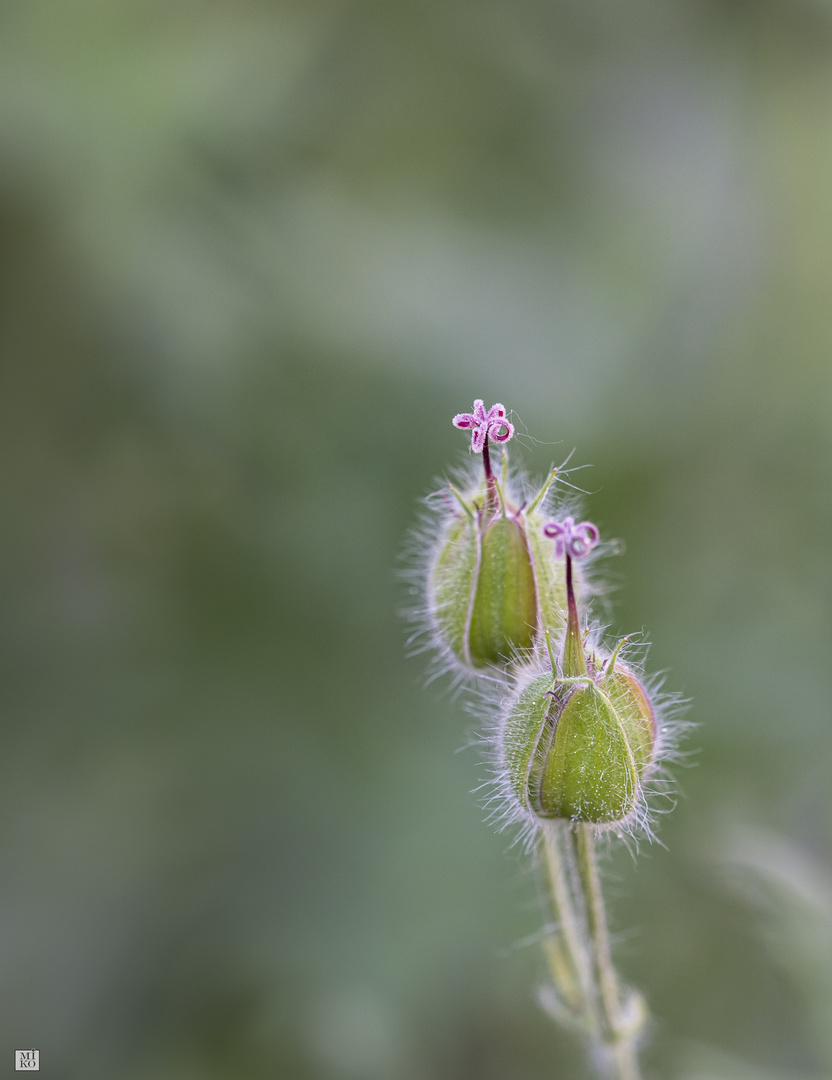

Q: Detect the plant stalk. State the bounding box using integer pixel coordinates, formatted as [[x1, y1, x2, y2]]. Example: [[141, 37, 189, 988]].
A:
[[541, 822, 646, 1080]]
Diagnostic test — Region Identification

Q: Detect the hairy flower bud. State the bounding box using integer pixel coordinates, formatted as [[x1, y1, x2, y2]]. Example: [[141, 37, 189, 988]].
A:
[[468, 513, 538, 664], [500, 523, 656, 825], [429, 486, 567, 673], [503, 654, 656, 824], [425, 400, 576, 676]]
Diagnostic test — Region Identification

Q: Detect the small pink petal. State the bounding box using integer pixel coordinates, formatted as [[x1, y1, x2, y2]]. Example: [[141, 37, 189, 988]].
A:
[[543, 517, 599, 560], [489, 420, 514, 443]]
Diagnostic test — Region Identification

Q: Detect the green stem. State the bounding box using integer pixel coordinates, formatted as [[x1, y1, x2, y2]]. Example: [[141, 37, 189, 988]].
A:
[[541, 822, 596, 1026], [575, 826, 619, 1037], [541, 823, 646, 1080]]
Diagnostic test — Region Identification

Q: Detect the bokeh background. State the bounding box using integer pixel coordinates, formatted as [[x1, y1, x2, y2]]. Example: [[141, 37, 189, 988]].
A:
[[3, 1, 832, 1078]]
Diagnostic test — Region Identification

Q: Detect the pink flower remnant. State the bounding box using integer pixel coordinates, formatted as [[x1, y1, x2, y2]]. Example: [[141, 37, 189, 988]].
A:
[[452, 400, 515, 453], [543, 517, 600, 560]]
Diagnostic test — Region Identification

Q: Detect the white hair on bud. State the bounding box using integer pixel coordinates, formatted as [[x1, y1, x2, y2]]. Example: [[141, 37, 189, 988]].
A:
[[473, 626, 690, 854], [399, 449, 608, 690]]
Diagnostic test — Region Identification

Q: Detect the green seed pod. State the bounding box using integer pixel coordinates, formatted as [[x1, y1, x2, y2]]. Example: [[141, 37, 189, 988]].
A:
[[501, 518, 656, 826], [429, 483, 569, 674], [502, 656, 656, 824], [424, 399, 574, 677], [468, 513, 538, 665]]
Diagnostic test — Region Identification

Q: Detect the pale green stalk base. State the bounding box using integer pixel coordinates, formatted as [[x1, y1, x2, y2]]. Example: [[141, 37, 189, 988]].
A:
[[540, 822, 647, 1080]]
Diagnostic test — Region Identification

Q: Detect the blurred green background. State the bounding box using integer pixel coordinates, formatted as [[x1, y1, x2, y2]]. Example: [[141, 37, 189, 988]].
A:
[[3, 1, 832, 1078]]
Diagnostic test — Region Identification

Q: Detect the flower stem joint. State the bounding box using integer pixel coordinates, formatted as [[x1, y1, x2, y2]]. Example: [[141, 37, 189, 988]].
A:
[[428, 401, 574, 676], [501, 519, 657, 826]]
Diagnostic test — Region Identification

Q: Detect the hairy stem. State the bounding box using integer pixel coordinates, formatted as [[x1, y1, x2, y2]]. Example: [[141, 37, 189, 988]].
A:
[[541, 823, 646, 1080], [481, 438, 500, 515], [574, 826, 620, 1038], [542, 822, 597, 1026], [481, 437, 493, 484]]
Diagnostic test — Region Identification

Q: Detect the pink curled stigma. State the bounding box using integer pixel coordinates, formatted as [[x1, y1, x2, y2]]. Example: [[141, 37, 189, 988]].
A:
[[542, 516, 600, 560], [452, 399, 515, 453]]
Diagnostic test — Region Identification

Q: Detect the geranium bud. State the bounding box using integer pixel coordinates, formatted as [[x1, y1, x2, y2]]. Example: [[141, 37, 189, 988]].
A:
[[427, 400, 572, 675], [501, 523, 656, 825]]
